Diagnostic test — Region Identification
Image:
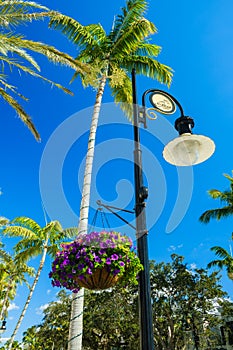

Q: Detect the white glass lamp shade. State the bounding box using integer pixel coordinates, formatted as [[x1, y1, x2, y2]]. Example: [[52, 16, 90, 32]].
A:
[[163, 133, 215, 166], [0, 326, 6, 334]]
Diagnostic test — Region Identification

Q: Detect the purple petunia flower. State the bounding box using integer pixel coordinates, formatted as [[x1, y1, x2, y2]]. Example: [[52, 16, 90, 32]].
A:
[[94, 256, 102, 263], [119, 261, 125, 267], [62, 259, 70, 266], [100, 242, 107, 249], [78, 263, 85, 270], [52, 280, 61, 287], [106, 257, 111, 265], [111, 254, 119, 261]]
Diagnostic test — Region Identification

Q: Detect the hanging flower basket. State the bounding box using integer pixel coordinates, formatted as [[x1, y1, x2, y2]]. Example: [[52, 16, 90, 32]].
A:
[[73, 266, 119, 290], [49, 231, 143, 293]]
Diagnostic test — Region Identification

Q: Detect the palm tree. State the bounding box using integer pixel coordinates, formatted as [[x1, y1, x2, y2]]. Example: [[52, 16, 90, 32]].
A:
[[1, 216, 77, 350], [207, 245, 233, 280], [0, 0, 88, 140], [49, 1, 173, 349], [199, 172, 233, 223], [0, 249, 35, 321], [200, 172, 233, 280]]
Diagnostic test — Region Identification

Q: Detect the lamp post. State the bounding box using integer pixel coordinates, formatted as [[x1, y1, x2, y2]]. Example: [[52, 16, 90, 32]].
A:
[[0, 319, 6, 335], [131, 68, 215, 350]]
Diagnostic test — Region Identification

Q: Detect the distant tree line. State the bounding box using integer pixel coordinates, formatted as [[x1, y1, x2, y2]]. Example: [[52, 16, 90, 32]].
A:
[[1, 255, 232, 350]]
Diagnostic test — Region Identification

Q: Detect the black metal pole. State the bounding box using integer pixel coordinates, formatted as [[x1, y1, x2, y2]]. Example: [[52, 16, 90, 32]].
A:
[[132, 68, 154, 350]]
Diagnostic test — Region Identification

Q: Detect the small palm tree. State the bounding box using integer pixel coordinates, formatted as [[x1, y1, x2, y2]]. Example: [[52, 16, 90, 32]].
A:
[[49, 1, 173, 349], [200, 172, 233, 280], [0, 249, 35, 321], [0, 0, 87, 140], [207, 246, 233, 280], [1, 216, 77, 350], [199, 172, 233, 223]]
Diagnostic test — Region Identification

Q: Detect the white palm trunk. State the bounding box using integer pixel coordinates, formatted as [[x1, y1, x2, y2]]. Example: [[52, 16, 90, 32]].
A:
[[7, 239, 49, 350], [68, 75, 107, 350]]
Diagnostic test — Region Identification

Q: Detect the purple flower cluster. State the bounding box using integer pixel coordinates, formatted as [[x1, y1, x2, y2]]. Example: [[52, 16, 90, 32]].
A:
[[49, 231, 143, 293]]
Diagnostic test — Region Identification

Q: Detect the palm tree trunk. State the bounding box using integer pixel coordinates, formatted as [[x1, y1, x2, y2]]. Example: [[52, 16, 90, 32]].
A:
[[0, 284, 11, 320], [7, 243, 48, 350], [68, 75, 107, 350]]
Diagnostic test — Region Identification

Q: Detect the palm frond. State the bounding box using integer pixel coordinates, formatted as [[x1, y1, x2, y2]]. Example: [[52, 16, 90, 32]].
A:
[[111, 18, 156, 57], [2, 225, 39, 239], [14, 246, 42, 263], [43, 220, 63, 235], [0, 75, 28, 100], [0, 1, 50, 27], [207, 259, 225, 269], [20, 38, 88, 72], [62, 227, 79, 238], [0, 87, 40, 140], [49, 13, 104, 49], [0, 249, 12, 264], [0, 53, 39, 77], [199, 206, 233, 223], [13, 237, 38, 253], [210, 246, 232, 259], [0, 216, 9, 226], [200, 172, 233, 223], [47, 245, 60, 258], [109, 71, 133, 120], [0, 11, 51, 28], [2, 58, 73, 95], [208, 189, 232, 202], [224, 172, 233, 183], [0, 33, 87, 73], [111, 0, 148, 43], [135, 42, 162, 57], [0, 36, 40, 70], [13, 263, 35, 279], [83, 24, 106, 44], [122, 55, 173, 86], [19, 263, 35, 276], [10, 216, 41, 231], [0, 1, 49, 12]]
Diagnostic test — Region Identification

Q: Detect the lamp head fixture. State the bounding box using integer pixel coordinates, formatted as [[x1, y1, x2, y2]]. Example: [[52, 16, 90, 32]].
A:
[[163, 115, 215, 166], [142, 89, 215, 166], [174, 116, 194, 135]]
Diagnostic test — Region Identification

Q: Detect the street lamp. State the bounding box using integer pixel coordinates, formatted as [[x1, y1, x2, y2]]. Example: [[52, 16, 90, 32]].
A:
[[0, 319, 6, 334], [131, 68, 215, 350]]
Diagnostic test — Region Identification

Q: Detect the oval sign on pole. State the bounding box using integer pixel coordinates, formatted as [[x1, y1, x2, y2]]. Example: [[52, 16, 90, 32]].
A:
[[149, 91, 176, 115]]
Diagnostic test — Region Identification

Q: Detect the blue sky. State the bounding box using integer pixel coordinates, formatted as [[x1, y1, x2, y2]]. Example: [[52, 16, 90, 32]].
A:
[[1, 0, 233, 343]]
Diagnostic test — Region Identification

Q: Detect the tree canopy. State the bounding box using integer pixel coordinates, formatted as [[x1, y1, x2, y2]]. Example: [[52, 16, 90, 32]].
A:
[[10, 256, 233, 350]]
